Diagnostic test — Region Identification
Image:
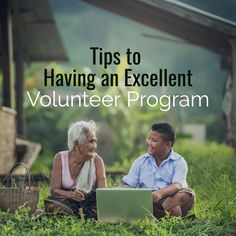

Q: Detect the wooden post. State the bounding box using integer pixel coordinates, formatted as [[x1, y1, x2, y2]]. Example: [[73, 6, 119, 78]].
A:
[[231, 40, 236, 150], [222, 40, 236, 150], [15, 53, 25, 136], [0, 0, 14, 108]]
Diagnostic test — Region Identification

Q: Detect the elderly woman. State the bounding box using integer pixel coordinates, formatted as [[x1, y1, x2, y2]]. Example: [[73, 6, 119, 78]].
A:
[[48, 120, 107, 219]]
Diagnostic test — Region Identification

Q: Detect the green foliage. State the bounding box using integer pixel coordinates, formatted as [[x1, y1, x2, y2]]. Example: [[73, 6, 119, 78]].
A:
[[27, 62, 166, 168], [26, 105, 67, 152], [90, 61, 166, 162], [25, 63, 92, 159], [206, 116, 226, 142], [30, 153, 52, 177], [1, 142, 235, 235]]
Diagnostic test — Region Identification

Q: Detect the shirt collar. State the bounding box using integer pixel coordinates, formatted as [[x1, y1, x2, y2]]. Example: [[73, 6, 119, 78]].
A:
[[168, 150, 179, 160], [148, 149, 179, 164]]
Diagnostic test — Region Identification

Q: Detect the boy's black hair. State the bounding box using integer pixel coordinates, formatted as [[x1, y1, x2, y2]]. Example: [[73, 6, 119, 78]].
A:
[[151, 123, 176, 146]]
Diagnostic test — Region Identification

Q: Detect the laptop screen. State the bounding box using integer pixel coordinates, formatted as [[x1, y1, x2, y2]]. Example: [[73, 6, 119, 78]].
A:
[[96, 188, 153, 223]]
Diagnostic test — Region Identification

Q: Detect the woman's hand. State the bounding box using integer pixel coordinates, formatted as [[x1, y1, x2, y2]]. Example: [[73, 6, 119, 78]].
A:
[[68, 189, 85, 201]]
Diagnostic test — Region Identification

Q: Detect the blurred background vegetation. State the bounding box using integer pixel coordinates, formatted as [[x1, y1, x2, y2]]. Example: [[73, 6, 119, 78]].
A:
[[0, 1, 236, 234], [1, 0, 235, 174], [1, 142, 236, 235]]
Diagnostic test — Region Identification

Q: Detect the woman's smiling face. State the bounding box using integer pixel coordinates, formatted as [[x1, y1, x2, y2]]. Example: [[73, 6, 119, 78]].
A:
[[78, 134, 97, 159]]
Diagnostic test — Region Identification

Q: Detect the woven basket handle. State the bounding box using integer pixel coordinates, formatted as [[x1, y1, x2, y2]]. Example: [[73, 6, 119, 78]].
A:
[[2, 162, 33, 189]]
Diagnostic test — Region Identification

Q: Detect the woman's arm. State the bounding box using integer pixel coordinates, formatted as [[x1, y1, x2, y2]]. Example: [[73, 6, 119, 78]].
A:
[[51, 153, 72, 198], [94, 155, 107, 188], [51, 154, 85, 201]]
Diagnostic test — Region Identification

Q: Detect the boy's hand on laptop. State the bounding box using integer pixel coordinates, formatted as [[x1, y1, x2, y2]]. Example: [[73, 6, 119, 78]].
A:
[[152, 191, 162, 203]]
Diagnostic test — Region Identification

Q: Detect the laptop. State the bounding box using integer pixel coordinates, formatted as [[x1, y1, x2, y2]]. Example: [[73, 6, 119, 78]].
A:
[[96, 188, 153, 223]]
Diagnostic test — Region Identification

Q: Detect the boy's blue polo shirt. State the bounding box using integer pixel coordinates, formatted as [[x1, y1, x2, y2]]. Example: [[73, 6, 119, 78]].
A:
[[121, 150, 188, 190]]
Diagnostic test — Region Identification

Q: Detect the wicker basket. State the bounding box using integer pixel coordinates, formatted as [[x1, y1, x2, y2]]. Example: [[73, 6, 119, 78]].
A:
[[0, 163, 39, 214]]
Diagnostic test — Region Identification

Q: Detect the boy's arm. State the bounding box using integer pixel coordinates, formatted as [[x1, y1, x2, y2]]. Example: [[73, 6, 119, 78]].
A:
[[152, 183, 181, 202], [152, 158, 188, 202], [120, 157, 143, 188]]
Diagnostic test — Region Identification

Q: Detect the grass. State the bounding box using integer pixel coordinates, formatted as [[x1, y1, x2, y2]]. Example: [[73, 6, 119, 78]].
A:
[[0, 141, 236, 235]]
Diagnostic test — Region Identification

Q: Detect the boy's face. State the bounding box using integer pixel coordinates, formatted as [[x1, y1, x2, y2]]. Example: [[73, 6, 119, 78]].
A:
[[146, 130, 172, 158]]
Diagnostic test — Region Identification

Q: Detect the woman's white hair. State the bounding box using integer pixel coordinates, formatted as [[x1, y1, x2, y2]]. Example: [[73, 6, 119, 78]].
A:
[[67, 120, 97, 151]]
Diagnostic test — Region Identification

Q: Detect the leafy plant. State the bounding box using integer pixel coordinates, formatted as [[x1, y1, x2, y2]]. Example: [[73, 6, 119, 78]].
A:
[[1, 142, 235, 235]]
